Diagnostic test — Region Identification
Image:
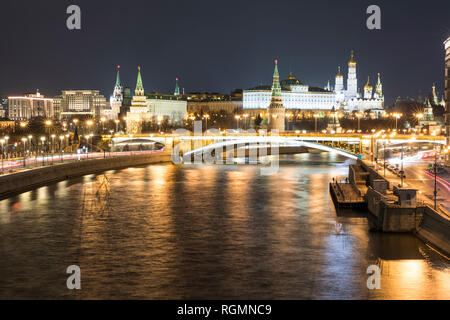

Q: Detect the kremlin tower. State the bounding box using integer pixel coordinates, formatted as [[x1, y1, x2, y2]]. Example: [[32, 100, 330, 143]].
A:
[[374, 73, 383, 99], [110, 65, 123, 119], [267, 59, 285, 132], [127, 66, 150, 134], [174, 78, 181, 96]]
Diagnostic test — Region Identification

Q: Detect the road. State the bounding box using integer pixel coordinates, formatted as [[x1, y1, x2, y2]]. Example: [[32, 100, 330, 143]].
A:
[[376, 160, 450, 217]]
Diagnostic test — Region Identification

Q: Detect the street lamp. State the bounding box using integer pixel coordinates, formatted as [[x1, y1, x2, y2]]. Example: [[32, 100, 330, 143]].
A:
[[203, 114, 210, 132], [313, 114, 319, 133], [21, 138, 27, 167], [100, 117, 106, 134], [382, 134, 387, 177], [392, 113, 402, 131], [114, 119, 120, 133], [356, 112, 363, 132], [235, 115, 241, 130], [157, 115, 163, 133], [243, 114, 249, 131], [0, 139, 5, 174], [40, 136, 46, 166]]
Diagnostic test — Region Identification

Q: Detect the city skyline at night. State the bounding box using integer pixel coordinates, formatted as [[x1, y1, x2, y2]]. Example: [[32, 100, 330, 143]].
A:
[[0, 0, 449, 105]]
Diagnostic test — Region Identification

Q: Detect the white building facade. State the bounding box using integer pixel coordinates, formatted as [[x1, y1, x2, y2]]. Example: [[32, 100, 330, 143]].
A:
[[243, 51, 384, 115]]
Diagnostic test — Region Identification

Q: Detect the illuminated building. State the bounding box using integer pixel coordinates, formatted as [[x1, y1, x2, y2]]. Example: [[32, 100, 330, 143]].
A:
[[55, 90, 107, 120], [8, 90, 56, 120], [126, 68, 187, 134], [243, 51, 384, 116]]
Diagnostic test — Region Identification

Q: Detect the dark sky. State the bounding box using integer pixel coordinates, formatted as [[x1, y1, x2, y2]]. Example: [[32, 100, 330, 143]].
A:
[[0, 0, 449, 105]]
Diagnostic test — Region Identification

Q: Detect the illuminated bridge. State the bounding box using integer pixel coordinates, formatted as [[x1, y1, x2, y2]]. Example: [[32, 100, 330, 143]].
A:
[[110, 133, 446, 162]]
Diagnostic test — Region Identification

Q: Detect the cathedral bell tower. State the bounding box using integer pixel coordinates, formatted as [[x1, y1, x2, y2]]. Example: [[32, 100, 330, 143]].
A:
[[347, 51, 358, 98]]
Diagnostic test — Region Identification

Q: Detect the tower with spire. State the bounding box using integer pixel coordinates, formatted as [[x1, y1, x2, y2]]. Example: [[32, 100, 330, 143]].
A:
[[174, 77, 180, 96], [346, 50, 358, 98], [374, 73, 383, 99], [267, 59, 286, 132], [127, 66, 150, 134], [110, 65, 123, 119], [432, 83, 439, 105]]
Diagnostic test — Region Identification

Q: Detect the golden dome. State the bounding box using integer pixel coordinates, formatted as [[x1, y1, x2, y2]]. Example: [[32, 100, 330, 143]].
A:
[[348, 50, 356, 67], [287, 71, 296, 80], [336, 66, 343, 78], [364, 77, 372, 90]]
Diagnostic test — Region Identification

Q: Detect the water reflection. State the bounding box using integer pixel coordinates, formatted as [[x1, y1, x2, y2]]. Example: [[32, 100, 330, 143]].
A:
[[0, 153, 448, 299]]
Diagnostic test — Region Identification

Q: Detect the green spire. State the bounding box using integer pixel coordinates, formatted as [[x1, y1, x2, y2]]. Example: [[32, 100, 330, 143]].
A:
[[174, 77, 180, 96], [135, 66, 144, 96], [115, 65, 121, 87], [271, 59, 282, 97]]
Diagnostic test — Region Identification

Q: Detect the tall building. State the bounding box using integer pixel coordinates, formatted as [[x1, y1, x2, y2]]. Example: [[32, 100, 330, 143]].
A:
[[346, 51, 358, 99], [336, 51, 384, 115], [56, 90, 107, 120], [267, 59, 285, 132], [444, 37, 450, 149], [8, 90, 56, 120], [107, 65, 123, 120]]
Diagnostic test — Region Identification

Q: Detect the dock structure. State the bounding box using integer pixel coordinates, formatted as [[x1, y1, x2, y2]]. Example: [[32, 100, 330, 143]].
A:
[[330, 159, 450, 256]]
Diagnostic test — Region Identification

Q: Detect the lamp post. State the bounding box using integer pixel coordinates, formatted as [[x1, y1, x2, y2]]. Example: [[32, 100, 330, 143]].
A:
[[28, 135, 32, 156], [392, 113, 401, 131], [59, 135, 64, 162], [115, 119, 120, 133], [203, 114, 210, 132], [40, 136, 46, 166], [313, 114, 319, 133], [235, 115, 241, 130], [0, 139, 5, 174], [22, 138, 27, 167], [400, 144, 404, 187], [157, 115, 163, 133], [356, 112, 363, 132], [100, 117, 106, 134], [382, 134, 387, 177], [433, 146, 440, 210]]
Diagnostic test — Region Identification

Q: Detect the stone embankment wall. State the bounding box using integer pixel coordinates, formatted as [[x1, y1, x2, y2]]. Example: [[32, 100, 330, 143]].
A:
[[0, 152, 172, 199]]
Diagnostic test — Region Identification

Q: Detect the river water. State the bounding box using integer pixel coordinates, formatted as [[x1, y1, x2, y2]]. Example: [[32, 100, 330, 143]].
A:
[[0, 153, 449, 299]]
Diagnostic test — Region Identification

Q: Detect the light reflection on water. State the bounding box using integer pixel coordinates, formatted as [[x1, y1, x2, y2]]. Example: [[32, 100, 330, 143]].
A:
[[0, 153, 448, 299]]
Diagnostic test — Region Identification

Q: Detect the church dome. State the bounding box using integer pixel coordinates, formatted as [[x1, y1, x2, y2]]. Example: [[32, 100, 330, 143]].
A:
[[336, 66, 343, 78], [364, 77, 372, 90], [281, 72, 303, 85], [348, 51, 356, 67]]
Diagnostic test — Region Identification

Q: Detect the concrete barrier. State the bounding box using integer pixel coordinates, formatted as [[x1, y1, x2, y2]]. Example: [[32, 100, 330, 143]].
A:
[[0, 152, 172, 199], [416, 206, 450, 256]]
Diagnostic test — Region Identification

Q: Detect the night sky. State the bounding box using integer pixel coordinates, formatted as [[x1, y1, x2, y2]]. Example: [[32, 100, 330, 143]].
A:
[[0, 0, 449, 105]]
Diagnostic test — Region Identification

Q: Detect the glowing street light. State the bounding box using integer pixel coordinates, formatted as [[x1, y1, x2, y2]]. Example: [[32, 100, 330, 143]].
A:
[[114, 119, 120, 133], [0, 139, 5, 173], [313, 114, 319, 133]]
